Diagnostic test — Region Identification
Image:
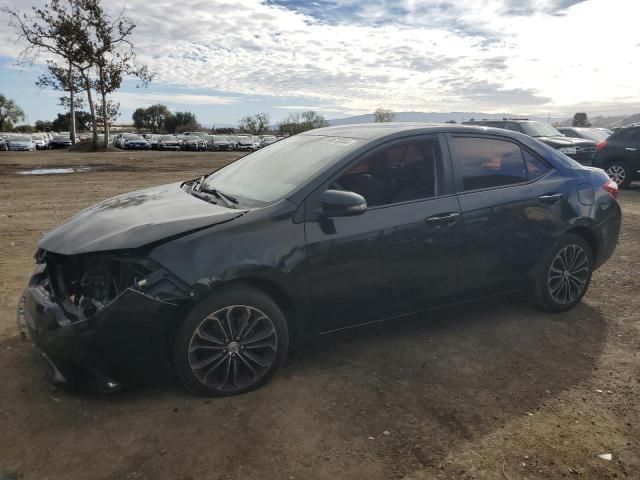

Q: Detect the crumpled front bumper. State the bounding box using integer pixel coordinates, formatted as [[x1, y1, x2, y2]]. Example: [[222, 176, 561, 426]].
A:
[[21, 274, 180, 390]]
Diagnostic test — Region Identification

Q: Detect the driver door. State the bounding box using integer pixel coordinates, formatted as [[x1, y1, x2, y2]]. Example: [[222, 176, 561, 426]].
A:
[[304, 135, 460, 332]]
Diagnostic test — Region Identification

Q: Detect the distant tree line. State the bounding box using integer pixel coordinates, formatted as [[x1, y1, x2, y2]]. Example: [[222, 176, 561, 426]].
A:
[[132, 104, 199, 133]]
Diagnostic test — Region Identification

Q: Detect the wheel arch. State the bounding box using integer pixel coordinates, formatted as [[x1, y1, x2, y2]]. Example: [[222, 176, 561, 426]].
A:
[[165, 276, 303, 360], [564, 225, 598, 263]]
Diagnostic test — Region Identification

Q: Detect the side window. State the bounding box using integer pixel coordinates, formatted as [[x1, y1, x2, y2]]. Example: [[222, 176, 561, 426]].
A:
[[451, 137, 528, 191], [334, 139, 442, 207], [523, 149, 550, 180], [630, 128, 640, 142]]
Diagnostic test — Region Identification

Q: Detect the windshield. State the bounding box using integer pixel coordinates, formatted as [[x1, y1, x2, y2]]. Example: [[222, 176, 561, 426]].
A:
[[520, 122, 563, 137], [14, 135, 32, 141], [160, 135, 176, 140], [129, 135, 145, 141], [202, 134, 364, 203]]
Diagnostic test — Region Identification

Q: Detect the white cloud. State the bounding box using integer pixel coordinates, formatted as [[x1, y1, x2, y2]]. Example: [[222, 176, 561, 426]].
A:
[[112, 91, 239, 109], [1, 0, 639, 116]]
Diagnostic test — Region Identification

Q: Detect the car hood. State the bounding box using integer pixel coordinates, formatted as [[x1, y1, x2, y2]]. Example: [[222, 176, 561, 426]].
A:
[[39, 182, 246, 255], [535, 136, 596, 147]]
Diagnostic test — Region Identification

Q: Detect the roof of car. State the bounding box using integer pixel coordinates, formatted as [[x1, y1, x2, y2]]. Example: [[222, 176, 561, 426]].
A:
[[301, 122, 519, 140]]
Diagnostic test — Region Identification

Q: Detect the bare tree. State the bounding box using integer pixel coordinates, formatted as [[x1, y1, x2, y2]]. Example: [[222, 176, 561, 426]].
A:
[[79, 0, 153, 146], [374, 108, 395, 123], [36, 61, 85, 139], [239, 113, 271, 135], [3, 0, 93, 144], [4, 0, 153, 149]]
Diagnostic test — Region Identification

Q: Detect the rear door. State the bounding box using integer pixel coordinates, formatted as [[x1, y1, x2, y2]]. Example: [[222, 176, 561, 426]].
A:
[[620, 127, 640, 168], [446, 134, 566, 297]]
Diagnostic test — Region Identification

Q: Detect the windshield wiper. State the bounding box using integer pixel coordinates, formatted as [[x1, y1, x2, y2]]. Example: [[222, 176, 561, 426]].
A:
[[200, 187, 238, 208], [189, 176, 238, 208]]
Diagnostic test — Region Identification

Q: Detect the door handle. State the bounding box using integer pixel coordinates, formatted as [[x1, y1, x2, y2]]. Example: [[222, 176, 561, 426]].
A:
[[538, 193, 564, 204], [425, 212, 460, 227], [625, 147, 637, 151]]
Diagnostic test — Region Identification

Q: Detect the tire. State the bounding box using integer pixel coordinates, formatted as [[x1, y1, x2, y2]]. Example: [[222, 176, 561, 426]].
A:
[[530, 234, 593, 312], [174, 285, 289, 397], [605, 160, 631, 188]]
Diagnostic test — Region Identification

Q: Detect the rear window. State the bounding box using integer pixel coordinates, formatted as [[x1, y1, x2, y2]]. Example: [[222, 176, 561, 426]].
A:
[[451, 137, 530, 191]]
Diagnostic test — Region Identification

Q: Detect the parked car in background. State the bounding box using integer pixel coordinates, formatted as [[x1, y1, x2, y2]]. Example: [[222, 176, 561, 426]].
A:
[[184, 132, 208, 139], [226, 135, 239, 150], [0, 136, 8, 151], [183, 135, 206, 151], [116, 133, 137, 149], [206, 135, 233, 151], [260, 135, 278, 148], [31, 134, 49, 150], [593, 124, 640, 188], [557, 127, 610, 143], [7, 135, 35, 151], [49, 135, 72, 149], [236, 134, 256, 151], [463, 119, 597, 165], [123, 135, 150, 150], [158, 135, 182, 151], [20, 123, 621, 397], [148, 135, 161, 150]]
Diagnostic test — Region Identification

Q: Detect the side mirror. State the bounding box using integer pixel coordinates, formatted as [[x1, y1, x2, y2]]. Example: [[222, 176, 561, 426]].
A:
[[320, 190, 367, 218]]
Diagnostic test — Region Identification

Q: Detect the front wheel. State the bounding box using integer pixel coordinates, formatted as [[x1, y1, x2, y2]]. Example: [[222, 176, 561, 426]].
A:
[[606, 161, 631, 188], [174, 285, 289, 396], [531, 234, 593, 312]]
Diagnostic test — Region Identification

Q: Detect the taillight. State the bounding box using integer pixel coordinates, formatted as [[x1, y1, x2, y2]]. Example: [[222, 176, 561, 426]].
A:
[[596, 140, 608, 151], [603, 179, 619, 199]]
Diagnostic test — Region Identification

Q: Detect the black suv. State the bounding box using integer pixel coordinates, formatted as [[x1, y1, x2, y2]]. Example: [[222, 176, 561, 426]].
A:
[[592, 125, 640, 188], [463, 119, 597, 165]]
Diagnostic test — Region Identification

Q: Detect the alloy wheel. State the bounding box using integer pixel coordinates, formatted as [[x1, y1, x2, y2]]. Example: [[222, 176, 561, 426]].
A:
[[188, 305, 278, 393], [606, 164, 626, 186], [547, 245, 589, 305]]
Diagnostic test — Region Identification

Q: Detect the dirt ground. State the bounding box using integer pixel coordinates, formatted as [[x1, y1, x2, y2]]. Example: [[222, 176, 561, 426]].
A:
[[0, 150, 638, 480]]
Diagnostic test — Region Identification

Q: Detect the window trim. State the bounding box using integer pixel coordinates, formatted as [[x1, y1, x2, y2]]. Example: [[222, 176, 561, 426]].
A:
[[445, 133, 555, 195]]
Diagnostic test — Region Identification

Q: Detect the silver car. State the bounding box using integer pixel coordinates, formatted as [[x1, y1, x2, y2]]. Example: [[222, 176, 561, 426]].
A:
[[8, 135, 35, 151], [206, 135, 233, 151]]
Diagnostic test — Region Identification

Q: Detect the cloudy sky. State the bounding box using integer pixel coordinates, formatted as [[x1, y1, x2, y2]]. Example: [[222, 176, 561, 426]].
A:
[[0, 0, 639, 126]]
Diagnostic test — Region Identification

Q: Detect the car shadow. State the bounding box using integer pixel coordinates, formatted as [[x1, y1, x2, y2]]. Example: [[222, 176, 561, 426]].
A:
[[0, 295, 607, 479]]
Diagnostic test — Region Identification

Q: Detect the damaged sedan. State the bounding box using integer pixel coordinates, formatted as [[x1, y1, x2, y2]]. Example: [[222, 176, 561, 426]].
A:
[[20, 123, 621, 397]]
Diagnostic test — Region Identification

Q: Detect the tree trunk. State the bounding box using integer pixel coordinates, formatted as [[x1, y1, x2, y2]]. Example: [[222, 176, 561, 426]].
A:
[[83, 73, 98, 150], [68, 60, 76, 145], [101, 90, 109, 148]]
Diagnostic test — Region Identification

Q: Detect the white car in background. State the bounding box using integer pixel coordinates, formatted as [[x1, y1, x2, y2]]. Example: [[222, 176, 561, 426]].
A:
[[237, 134, 256, 151], [206, 135, 233, 151], [226, 135, 239, 150], [8, 135, 35, 151], [32, 134, 49, 150], [260, 135, 278, 147]]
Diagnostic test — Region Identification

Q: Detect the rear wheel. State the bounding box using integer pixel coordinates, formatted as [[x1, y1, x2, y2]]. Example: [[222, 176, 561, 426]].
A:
[[606, 160, 631, 188], [174, 285, 289, 396], [531, 234, 593, 312]]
